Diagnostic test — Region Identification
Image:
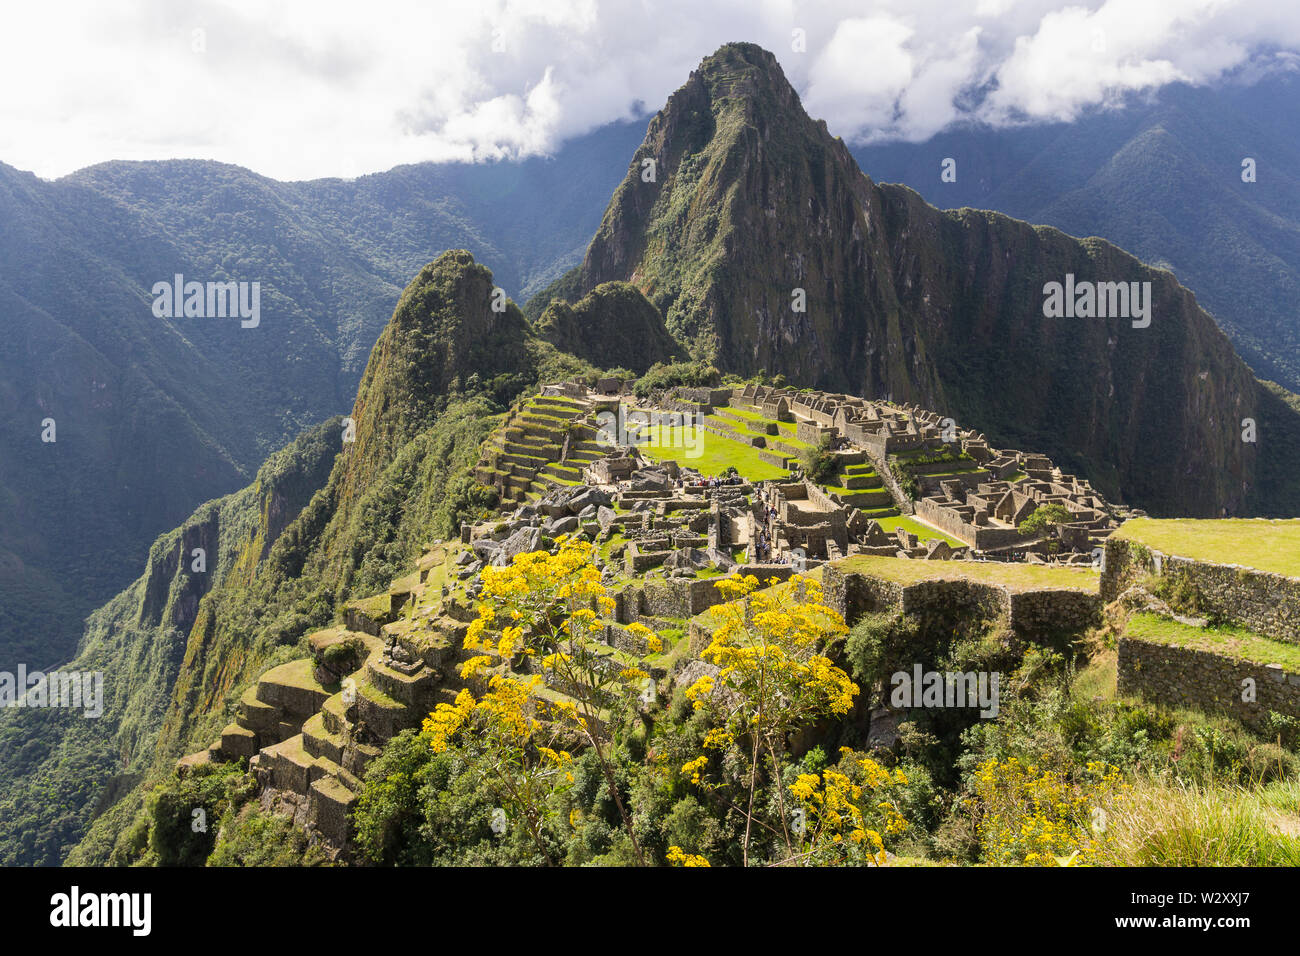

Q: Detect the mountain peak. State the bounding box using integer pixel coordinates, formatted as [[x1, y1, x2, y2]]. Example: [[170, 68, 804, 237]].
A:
[[670, 41, 815, 141], [690, 41, 788, 92], [531, 40, 1292, 518], [340, 250, 531, 501]]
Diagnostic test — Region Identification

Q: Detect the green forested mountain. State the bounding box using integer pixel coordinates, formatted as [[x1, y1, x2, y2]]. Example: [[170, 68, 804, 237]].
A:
[[0, 120, 643, 671], [0, 249, 602, 866], [848, 73, 1300, 393], [533, 43, 1300, 519], [0, 415, 341, 865], [534, 281, 685, 373]]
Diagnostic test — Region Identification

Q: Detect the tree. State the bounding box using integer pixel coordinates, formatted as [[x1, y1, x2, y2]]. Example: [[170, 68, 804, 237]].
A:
[[800, 434, 838, 484], [682, 574, 858, 865], [1017, 503, 1072, 537], [433, 537, 663, 864]]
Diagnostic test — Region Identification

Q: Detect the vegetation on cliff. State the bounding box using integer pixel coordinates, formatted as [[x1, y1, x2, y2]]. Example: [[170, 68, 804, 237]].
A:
[[4, 250, 614, 866], [0, 417, 341, 866], [533, 281, 683, 374]]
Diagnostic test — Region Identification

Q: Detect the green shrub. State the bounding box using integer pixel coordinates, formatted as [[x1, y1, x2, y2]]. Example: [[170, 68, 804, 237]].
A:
[[888, 462, 919, 500], [207, 805, 331, 866], [322, 635, 367, 674], [133, 762, 248, 867], [801, 435, 838, 484], [1017, 503, 1072, 536], [632, 361, 721, 400]]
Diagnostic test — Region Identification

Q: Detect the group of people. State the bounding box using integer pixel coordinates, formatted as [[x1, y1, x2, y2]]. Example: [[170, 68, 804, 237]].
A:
[[680, 472, 744, 491]]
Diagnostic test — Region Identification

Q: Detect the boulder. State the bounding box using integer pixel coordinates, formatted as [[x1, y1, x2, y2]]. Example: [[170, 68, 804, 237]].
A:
[[494, 526, 542, 566], [470, 538, 501, 560], [567, 487, 612, 513], [707, 547, 738, 572], [663, 547, 712, 572], [544, 515, 580, 535], [924, 540, 953, 560]]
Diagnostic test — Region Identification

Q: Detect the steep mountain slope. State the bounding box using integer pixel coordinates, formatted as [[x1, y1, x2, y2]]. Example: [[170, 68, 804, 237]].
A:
[[0, 416, 340, 866], [0, 120, 642, 670], [848, 74, 1300, 393], [536, 42, 1300, 519], [534, 281, 684, 373]]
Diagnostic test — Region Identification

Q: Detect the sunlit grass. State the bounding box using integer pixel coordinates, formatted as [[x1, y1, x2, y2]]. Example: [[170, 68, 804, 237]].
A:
[[1115, 517, 1300, 578]]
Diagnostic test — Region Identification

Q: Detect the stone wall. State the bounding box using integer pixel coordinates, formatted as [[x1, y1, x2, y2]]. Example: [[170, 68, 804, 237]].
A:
[[1118, 636, 1300, 729], [623, 567, 802, 627], [796, 421, 833, 445], [913, 498, 1030, 551], [913, 498, 979, 547], [1008, 589, 1102, 638], [1103, 538, 1300, 644], [857, 440, 912, 515], [823, 564, 1101, 640]]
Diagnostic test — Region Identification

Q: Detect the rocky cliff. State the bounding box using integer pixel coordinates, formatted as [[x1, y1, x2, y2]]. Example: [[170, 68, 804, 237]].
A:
[[0, 417, 340, 865], [33, 251, 596, 864]]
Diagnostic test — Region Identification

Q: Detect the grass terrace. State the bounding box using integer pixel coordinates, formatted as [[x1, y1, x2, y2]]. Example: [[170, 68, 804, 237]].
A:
[[833, 554, 1100, 591], [1126, 612, 1300, 671], [634, 423, 790, 481], [1115, 518, 1300, 580], [874, 515, 966, 549], [719, 405, 815, 448]]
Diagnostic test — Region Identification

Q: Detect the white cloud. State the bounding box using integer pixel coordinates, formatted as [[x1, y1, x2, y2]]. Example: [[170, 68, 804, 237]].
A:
[[804, 17, 917, 133], [0, 0, 1297, 180]]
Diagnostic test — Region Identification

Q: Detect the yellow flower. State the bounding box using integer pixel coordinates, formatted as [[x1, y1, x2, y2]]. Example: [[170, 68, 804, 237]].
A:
[[666, 845, 710, 867], [681, 755, 709, 785]]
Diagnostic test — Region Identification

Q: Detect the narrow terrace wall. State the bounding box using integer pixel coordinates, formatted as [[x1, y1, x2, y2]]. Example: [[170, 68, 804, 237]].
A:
[[823, 566, 1100, 642], [1118, 637, 1300, 729], [1103, 539, 1300, 644]]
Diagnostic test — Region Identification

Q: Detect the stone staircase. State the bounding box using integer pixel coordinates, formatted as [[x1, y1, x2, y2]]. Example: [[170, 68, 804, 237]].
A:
[[475, 395, 608, 504]]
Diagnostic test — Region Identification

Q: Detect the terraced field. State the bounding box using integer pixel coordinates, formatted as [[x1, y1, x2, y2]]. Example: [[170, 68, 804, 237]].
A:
[[833, 554, 1100, 591], [633, 421, 790, 480], [635, 401, 900, 524], [1125, 612, 1300, 670], [1115, 518, 1300, 579], [476, 395, 608, 501]]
